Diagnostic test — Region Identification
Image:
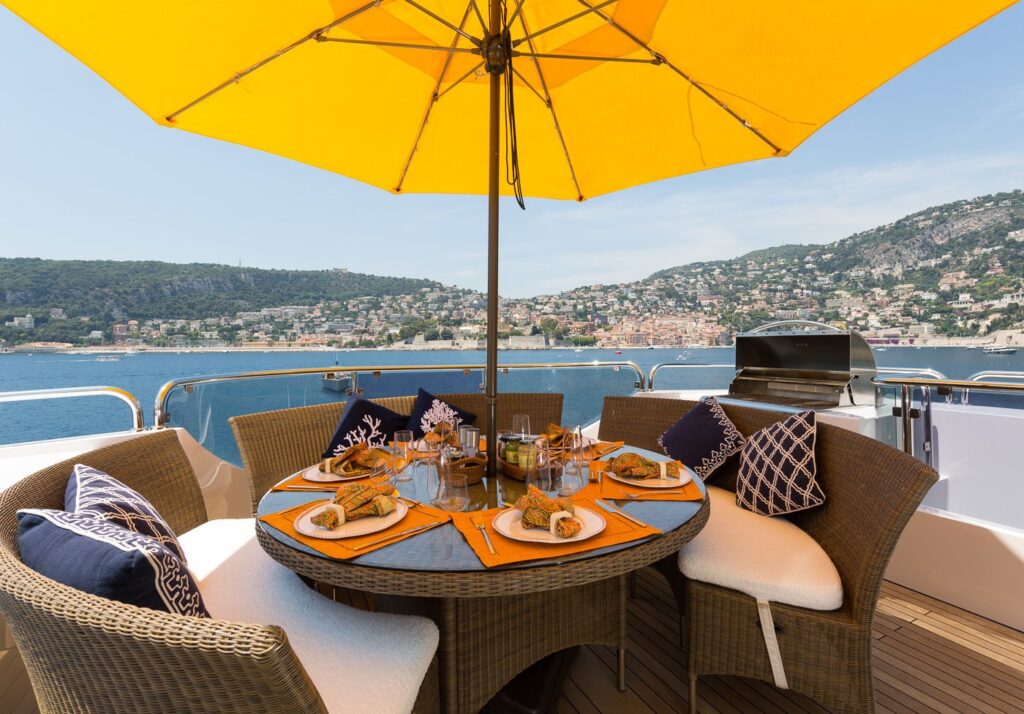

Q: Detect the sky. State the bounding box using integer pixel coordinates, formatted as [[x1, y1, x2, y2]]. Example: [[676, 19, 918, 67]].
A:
[[0, 5, 1023, 298]]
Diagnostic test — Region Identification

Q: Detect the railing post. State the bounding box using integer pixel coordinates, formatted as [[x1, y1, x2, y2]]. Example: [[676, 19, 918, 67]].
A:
[[900, 384, 913, 457]]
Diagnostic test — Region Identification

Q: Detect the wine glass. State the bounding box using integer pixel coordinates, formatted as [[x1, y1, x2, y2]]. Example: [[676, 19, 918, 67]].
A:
[[392, 430, 414, 482], [512, 414, 531, 439], [526, 461, 557, 498]]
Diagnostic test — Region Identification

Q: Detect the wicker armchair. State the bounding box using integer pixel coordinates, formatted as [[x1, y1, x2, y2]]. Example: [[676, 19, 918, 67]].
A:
[[0, 430, 440, 714], [231, 392, 563, 514], [599, 396, 938, 714], [0, 431, 328, 713]]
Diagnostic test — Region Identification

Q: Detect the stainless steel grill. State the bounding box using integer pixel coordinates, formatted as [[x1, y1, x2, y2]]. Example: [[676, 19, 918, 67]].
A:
[[726, 321, 877, 409]]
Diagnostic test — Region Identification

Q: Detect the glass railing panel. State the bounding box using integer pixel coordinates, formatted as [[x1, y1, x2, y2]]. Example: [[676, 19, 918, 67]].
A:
[[0, 387, 142, 446], [158, 363, 646, 465], [646, 364, 735, 392]]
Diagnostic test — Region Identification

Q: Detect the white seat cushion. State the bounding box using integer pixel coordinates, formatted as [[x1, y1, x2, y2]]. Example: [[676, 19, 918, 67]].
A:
[[179, 519, 439, 714], [678, 487, 843, 610]]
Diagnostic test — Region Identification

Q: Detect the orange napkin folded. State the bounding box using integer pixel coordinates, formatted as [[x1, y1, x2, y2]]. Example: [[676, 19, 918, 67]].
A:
[[599, 476, 703, 502], [259, 499, 450, 560], [451, 496, 661, 568]]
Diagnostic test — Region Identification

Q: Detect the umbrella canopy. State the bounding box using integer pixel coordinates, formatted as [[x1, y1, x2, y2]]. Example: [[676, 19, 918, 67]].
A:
[[4, 1, 1014, 198], [3, 0, 1015, 472]]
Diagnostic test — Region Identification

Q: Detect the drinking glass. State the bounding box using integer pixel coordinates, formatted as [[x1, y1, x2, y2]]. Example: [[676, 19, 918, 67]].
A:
[[559, 427, 586, 496], [434, 473, 470, 512], [461, 426, 481, 457], [391, 429, 414, 482], [512, 414, 531, 438], [526, 462, 557, 498]]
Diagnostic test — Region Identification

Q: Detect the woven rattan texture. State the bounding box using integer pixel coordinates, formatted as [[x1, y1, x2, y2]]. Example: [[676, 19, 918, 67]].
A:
[[232, 393, 563, 515], [378, 575, 625, 714], [599, 396, 938, 713], [0, 431, 330, 713]]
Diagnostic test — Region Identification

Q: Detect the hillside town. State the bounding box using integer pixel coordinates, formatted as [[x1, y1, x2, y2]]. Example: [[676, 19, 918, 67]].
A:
[[3, 191, 1023, 351]]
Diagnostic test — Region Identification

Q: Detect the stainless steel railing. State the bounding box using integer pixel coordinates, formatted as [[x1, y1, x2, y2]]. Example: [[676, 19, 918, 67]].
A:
[[963, 370, 1024, 405], [647, 363, 734, 390], [0, 386, 144, 432], [875, 376, 1024, 459], [154, 361, 646, 427]]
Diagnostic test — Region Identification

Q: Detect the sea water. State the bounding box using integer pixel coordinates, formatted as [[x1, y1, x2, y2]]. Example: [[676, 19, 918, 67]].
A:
[[1, 347, 1021, 464]]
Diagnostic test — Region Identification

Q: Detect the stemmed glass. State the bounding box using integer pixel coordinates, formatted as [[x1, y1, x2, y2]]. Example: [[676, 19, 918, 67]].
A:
[[432, 447, 470, 511], [392, 430, 414, 482]]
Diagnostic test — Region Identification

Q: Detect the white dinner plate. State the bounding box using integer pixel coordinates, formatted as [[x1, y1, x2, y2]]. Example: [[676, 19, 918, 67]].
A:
[[492, 506, 606, 544], [606, 467, 692, 490], [300, 464, 385, 483], [294, 499, 408, 540]]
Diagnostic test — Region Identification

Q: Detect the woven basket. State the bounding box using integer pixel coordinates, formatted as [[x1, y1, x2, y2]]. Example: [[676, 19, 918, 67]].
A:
[[451, 455, 487, 485]]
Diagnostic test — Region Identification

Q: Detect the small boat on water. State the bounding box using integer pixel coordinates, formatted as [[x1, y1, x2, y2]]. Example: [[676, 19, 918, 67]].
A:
[[983, 346, 1018, 355], [95, 355, 121, 362]]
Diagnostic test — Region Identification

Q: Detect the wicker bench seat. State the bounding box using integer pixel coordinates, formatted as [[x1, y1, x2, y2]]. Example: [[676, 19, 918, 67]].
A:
[[677, 485, 842, 611], [180, 518, 438, 714], [0, 431, 441, 713]]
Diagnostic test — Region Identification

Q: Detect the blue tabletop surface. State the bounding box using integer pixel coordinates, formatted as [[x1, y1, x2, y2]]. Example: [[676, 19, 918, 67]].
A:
[[257, 446, 707, 573]]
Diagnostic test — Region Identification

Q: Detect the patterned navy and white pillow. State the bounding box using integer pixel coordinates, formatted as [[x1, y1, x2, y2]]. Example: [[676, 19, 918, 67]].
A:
[[17, 508, 208, 617], [65, 464, 186, 562], [657, 397, 745, 480], [322, 395, 409, 458], [405, 388, 477, 439], [736, 411, 825, 517]]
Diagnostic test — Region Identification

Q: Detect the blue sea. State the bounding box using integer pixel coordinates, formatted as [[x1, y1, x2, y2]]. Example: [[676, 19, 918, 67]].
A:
[[2, 347, 1021, 464]]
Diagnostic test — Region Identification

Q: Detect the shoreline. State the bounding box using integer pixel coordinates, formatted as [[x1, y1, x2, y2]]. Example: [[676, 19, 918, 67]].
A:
[[0, 342, 1011, 355]]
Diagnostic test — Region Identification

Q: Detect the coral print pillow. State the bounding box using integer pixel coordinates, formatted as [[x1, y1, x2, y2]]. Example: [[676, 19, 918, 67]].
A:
[[658, 397, 745, 480], [406, 388, 477, 439], [323, 395, 409, 458], [736, 410, 825, 517]]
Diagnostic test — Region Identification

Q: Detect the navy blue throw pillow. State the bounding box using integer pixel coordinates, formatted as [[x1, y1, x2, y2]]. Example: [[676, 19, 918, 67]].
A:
[[323, 394, 409, 458], [657, 397, 746, 480], [405, 388, 477, 439], [736, 410, 824, 517], [17, 509, 208, 617], [65, 464, 186, 562]]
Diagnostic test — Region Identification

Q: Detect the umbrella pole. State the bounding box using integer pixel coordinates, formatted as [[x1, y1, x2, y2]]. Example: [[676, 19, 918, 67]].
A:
[[485, 1, 501, 480]]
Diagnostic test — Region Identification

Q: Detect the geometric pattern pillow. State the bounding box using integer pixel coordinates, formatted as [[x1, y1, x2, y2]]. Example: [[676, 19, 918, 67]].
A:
[[405, 388, 477, 440], [658, 396, 746, 480], [16, 508, 208, 617], [736, 411, 825, 516], [322, 395, 409, 458], [65, 464, 186, 562]]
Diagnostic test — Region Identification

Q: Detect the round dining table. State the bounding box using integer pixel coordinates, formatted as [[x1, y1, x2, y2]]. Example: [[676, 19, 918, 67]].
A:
[[257, 446, 709, 714]]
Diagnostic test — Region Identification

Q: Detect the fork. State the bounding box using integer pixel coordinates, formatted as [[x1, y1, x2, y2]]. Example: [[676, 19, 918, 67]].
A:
[[624, 490, 688, 498], [472, 515, 497, 555]]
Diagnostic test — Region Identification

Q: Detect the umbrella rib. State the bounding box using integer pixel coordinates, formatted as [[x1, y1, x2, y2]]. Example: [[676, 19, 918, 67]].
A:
[[504, 0, 527, 35], [469, 0, 488, 35], [517, 14, 584, 201], [574, 0, 784, 155], [165, 0, 379, 122], [395, 0, 476, 193], [403, 0, 481, 46], [513, 51, 656, 64], [437, 61, 485, 100], [510, 66, 546, 105], [511, 0, 618, 48], [317, 37, 480, 54]]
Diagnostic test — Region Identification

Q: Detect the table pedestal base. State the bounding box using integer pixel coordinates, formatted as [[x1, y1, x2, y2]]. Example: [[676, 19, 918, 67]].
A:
[[377, 574, 627, 714]]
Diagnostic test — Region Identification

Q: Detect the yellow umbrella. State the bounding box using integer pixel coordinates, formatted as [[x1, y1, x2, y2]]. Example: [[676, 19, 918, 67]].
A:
[[3, 0, 1015, 469]]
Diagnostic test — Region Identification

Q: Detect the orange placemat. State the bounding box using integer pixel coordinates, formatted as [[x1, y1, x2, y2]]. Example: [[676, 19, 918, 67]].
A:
[[599, 476, 703, 502], [259, 499, 451, 560], [451, 496, 661, 568]]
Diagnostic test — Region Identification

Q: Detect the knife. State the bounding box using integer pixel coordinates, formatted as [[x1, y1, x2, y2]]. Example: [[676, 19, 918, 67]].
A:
[[595, 499, 647, 528], [350, 522, 444, 551]]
